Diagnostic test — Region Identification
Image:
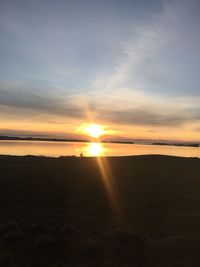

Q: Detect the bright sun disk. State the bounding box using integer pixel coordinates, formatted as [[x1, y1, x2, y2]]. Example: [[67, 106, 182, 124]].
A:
[[84, 124, 104, 138]]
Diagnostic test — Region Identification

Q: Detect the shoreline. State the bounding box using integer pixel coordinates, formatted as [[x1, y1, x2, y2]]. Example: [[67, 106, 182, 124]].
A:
[[0, 154, 199, 160]]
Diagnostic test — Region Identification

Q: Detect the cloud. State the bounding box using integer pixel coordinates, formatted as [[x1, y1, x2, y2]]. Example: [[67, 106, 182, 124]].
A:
[[103, 0, 200, 96], [97, 108, 187, 126], [0, 80, 86, 119], [0, 128, 51, 137], [0, 80, 200, 129]]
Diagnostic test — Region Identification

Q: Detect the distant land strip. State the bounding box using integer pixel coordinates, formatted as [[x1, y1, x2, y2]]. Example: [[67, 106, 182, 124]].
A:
[[152, 142, 199, 148], [0, 136, 134, 145]]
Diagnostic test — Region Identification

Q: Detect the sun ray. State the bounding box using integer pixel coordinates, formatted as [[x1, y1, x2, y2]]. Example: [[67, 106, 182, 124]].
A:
[[96, 156, 123, 224]]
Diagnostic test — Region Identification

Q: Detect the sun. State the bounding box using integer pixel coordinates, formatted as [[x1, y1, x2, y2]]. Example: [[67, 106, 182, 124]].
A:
[[76, 123, 105, 138], [85, 124, 104, 138]]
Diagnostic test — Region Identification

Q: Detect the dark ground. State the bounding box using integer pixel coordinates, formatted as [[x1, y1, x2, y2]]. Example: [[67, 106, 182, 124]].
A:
[[0, 154, 200, 266]]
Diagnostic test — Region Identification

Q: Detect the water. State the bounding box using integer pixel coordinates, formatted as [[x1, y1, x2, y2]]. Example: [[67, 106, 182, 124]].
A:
[[0, 140, 199, 158]]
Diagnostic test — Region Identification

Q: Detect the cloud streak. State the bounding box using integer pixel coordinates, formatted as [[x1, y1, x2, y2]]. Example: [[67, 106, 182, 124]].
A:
[[97, 108, 188, 127], [0, 80, 199, 129], [103, 0, 200, 96]]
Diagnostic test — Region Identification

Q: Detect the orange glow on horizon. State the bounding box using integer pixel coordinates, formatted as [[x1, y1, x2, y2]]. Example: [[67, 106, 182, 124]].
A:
[[1, 117, 200, 143]]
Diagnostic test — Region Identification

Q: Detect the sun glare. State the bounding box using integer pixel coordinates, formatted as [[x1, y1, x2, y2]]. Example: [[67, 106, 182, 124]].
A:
[[88, 142, 103, 156], [85, 124, 104, 138], [76, 123, 105, 138]]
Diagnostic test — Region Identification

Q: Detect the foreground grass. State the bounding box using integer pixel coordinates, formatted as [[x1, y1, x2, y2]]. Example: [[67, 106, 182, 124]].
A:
[[0, 154, 200, 266]]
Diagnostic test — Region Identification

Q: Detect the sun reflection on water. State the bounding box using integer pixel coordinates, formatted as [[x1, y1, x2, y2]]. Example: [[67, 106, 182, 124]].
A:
[[87, 142, 104, 156], [80, 142, 106, 157]]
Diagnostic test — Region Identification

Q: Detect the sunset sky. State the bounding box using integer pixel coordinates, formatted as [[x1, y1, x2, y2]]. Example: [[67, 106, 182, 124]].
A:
[[0, 0, 200, 142]]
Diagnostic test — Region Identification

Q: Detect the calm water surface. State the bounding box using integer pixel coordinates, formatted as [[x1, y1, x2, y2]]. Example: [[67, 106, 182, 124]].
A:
[[0, 140, 199, 158]]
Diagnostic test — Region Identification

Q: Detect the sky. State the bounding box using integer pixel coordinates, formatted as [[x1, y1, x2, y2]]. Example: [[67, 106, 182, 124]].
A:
[[0, 0, 200, 142]]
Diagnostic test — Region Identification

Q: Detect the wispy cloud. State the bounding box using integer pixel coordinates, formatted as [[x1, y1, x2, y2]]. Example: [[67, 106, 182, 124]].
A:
[[102, 0, 200, 96]]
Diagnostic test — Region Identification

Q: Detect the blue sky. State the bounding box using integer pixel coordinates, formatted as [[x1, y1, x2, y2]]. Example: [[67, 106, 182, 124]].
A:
[[0, 0, 200, 141]]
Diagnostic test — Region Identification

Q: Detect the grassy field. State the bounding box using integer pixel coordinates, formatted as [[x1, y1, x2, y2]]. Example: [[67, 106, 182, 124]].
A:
[[0, 154, 200, 266]]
